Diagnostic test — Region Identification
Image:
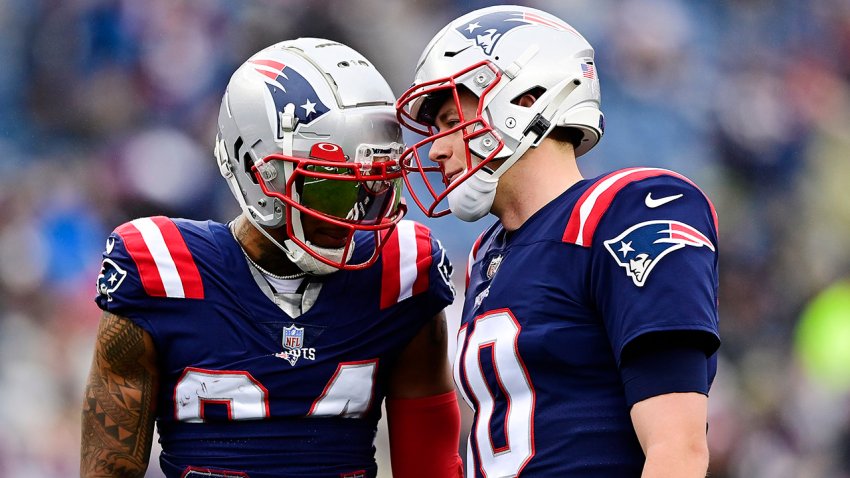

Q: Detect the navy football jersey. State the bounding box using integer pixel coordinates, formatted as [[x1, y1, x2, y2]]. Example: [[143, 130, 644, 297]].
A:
[[94, 217, 454, 478], [456, 168, 720, 477]]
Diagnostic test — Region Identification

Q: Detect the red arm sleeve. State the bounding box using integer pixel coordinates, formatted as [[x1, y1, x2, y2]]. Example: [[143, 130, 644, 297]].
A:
[[386, 390, 464, 478]]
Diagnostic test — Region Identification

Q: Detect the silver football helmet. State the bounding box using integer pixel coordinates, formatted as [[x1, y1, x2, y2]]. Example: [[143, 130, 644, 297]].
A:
[[396, 5, 604, 220], [216, 38, 406, 274]]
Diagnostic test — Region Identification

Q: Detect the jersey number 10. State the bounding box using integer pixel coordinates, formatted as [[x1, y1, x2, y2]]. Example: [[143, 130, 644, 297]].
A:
[[456, 310, 536, 477]]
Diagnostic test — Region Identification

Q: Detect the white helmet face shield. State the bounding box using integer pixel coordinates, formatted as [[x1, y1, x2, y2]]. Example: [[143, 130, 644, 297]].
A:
[[254, 142, 406, 270]]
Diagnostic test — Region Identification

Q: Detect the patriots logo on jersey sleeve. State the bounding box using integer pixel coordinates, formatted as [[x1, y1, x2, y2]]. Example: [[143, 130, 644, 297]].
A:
[[248, 59, 329, 133], [97, 258, 127, 302], [456, 11, 579, 55], [604, 220, 715, 287]]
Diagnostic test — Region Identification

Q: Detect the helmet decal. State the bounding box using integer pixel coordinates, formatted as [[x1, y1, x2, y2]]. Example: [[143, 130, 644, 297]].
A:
[[455, 11, 579, 55], [581, 63, 596, 80], [248, 59, 330, 131]]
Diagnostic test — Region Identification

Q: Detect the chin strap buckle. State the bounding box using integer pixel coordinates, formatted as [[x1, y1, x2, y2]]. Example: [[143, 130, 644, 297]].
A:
[[523, 113, 551, 139], [279, 102, 298, 156], [214, 134, 234, 179]]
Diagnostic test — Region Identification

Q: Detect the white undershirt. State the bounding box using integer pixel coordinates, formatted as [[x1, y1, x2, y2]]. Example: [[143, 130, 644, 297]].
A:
[[264, 275, 305, 294]]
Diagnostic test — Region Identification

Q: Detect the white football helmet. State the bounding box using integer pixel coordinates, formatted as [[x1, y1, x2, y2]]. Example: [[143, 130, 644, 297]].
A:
[[396, 5, 604, 220], [217, 38, 406, 274]]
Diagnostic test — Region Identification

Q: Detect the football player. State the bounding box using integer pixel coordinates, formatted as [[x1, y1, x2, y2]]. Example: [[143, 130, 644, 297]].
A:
[[396, 6, 720, 477], [81, 38, 463, 478]]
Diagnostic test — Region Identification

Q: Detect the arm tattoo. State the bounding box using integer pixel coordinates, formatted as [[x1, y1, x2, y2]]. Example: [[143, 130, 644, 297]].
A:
[[81, 312, 157, 478]]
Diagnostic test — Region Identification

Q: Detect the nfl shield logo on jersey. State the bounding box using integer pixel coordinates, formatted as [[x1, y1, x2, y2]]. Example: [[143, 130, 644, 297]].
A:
[[280, 325, 304, 366], [486, 255, 503, 279], [277, 324, 317, 366], [284, 324, 304, 350]]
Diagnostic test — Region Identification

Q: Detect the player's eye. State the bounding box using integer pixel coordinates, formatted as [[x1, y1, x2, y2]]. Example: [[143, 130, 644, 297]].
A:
[[441, 117, 461, 131]]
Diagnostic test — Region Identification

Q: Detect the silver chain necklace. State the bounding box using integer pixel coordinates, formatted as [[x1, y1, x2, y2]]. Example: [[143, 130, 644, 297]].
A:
[[229, 222, 306, 280]]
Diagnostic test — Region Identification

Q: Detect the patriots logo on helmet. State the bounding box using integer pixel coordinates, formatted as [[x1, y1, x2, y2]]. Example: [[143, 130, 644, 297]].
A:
[[455, 11, 579, 55], [248, 59, 330, 133], [604, 220, 715, 287]]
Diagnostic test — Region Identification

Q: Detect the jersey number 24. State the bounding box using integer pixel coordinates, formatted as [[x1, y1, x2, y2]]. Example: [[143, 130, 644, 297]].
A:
[[173, 359, 379, 421]]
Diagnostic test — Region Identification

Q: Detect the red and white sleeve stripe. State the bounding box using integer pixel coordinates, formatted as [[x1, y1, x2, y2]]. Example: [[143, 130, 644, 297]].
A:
[[380, 221, 433, 310], [466, 232, 485, 290], [562, 168, 718, 247], [115, 216, 205, 299]]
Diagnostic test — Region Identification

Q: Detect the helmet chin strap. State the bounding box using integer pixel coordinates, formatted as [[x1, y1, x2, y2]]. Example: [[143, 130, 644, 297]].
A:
[[446, 172, 497, 222], [239, 209, 353, 276], [448, 78, 580, 222], [447, 135, 535, 222], [283, 207, 354, 275], [284, 236, 354, 275]]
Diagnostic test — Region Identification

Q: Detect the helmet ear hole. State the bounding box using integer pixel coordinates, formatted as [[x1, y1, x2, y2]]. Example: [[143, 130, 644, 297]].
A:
[[243, 152, 259, 184], [511, 86, 546, 106]]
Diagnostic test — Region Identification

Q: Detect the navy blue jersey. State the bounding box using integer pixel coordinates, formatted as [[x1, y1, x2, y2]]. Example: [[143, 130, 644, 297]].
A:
[[455, 168, 720, 477], [94, 217, 454, 478]]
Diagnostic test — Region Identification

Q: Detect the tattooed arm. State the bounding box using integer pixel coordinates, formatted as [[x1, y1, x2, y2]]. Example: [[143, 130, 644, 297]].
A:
[[81, 311, 159, 478]]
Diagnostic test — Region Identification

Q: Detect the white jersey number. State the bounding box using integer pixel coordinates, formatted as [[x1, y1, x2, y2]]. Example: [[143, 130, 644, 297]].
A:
[[456, 310, 535, 477], [174, 361, 377, 422], [308, 360, 378, 418], [174, 367, 269, 422]]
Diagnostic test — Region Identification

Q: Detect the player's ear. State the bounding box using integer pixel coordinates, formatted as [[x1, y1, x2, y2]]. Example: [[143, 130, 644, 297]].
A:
[[512, 86, 544, 108], [516, 93, 537, 108]]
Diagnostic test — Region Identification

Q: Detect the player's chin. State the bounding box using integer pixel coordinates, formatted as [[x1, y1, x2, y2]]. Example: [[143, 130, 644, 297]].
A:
[[311, 231, 348, 249]]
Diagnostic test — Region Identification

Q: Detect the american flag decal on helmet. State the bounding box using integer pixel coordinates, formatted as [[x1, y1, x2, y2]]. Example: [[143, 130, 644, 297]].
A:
[[581, 63, 595, 79]]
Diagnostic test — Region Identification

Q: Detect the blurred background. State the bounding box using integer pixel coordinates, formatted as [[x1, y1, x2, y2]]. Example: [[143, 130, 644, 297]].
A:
[[1, 0, 849, 476]]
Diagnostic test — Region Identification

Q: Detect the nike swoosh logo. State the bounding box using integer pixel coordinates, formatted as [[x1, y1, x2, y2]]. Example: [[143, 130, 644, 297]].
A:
[[106, 237, 115, 254], [645, 192, 683, 208], [445, 45, 473, 58]]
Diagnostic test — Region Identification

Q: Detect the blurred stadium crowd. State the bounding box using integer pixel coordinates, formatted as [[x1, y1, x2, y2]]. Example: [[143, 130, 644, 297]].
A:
[[1, 0, 849, 476]]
